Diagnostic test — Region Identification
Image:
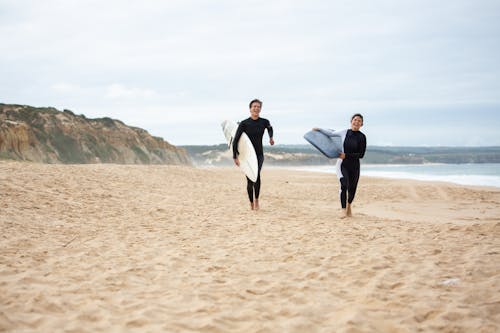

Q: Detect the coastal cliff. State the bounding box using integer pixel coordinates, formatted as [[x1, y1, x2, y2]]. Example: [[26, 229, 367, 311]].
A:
[[0, 104, 191, 165]]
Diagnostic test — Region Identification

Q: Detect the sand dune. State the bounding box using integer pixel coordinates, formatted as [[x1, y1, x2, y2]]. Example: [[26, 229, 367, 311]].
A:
[[1, 162, 499, 332]]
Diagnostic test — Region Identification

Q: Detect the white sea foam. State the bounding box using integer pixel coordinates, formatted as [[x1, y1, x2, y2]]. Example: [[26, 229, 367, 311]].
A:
[[361, 171, 500, 187], [288, 164, 500, 188]]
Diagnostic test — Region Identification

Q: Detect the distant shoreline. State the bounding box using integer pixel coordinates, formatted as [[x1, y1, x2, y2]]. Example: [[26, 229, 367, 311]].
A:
[[265, 163, 500, 188], [181, 144, 500, 166]]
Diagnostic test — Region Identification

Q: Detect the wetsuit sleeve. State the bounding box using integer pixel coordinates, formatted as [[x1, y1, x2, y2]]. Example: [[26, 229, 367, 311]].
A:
[[232, 122, 244, 159], [317, 128, 343, 137], [267, 120, 273, 138], [346, 133, 366, 159]]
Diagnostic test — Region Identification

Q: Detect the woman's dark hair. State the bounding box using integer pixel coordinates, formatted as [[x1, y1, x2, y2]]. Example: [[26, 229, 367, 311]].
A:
[[249, 99, 263, 108], [351, 113, 363, 122]]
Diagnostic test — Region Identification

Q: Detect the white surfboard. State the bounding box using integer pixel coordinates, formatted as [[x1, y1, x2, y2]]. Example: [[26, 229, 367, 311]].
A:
[[221, 120, 259, 182]]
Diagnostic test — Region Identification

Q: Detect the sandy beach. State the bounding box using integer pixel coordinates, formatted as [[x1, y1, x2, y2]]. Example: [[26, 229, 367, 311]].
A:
[[1, 161, 499, 332]]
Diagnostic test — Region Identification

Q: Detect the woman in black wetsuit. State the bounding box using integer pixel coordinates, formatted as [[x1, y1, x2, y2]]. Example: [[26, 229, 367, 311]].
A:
[[314, 114, 366, 218], [233, 99, 274, 210]]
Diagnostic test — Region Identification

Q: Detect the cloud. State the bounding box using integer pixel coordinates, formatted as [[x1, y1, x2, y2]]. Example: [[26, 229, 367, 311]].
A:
[[1, 0, 499, 146], [50, 83, 83, 94], [105, 84, 158, 100]]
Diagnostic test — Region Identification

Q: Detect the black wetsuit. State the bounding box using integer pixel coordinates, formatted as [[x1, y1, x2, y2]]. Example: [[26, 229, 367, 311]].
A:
[[339, 130, 366, 208], [233, 117, 273, 203]]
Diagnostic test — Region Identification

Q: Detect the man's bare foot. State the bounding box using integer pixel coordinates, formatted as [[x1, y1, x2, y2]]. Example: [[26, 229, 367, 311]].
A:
[[254, 199, 260, 210], [346, 203, 352, 217]]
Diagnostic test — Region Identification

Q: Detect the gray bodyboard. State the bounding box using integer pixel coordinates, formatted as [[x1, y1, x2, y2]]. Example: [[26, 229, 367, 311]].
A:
[[303, 130, 342, 159]]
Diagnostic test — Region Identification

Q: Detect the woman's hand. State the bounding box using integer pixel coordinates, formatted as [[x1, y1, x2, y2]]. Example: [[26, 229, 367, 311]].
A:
[[339, 153, 346, 159]]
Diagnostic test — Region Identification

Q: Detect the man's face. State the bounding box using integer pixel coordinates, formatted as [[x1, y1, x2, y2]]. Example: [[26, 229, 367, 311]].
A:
[[250, 102, 261, 118]]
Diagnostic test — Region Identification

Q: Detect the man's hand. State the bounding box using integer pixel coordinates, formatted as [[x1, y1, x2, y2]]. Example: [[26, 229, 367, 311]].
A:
[[234, 158, 240, 166], [270, 138, 275, 146], [339, 153, 346, 160]]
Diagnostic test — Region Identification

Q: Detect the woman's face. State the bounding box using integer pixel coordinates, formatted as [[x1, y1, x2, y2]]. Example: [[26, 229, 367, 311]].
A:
[[351, 116, 363, 131], [250, 102, 261, 119]]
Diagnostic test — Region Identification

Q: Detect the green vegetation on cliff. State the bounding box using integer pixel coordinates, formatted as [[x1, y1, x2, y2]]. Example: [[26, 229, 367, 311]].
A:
[[0, 103, 191, 165]]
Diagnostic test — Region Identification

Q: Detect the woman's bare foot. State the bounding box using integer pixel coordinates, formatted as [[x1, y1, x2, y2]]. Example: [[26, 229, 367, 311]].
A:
[[254, 199, 260, 210], [340, 208, 347, 219], [250, 202, 254, 210], [346, 203, 352, 217]]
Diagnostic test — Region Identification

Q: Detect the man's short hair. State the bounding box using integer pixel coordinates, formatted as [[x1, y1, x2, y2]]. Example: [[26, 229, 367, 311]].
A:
[[249, 99, 263, 108]]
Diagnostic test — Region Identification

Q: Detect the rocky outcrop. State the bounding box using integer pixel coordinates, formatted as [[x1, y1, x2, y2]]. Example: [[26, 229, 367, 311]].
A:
[[0, 104, 191, 165]]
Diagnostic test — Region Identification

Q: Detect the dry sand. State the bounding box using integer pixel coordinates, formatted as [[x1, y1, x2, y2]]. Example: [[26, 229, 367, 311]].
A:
[[1, 161, 499, 332]]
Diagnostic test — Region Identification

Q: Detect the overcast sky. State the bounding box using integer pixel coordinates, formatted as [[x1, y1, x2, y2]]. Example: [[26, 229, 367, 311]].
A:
[[1, 0, 499, 146]]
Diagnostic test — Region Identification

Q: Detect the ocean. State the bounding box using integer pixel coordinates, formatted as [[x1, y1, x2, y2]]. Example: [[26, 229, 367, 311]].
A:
[[291, 163, 500, 188]]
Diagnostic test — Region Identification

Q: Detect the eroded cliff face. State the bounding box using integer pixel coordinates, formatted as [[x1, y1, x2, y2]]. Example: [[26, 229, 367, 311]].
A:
[[0, 104, 191, 165]]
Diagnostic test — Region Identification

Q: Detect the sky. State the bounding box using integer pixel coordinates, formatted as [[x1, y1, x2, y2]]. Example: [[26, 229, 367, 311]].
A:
[[1, 0, 499, 146]]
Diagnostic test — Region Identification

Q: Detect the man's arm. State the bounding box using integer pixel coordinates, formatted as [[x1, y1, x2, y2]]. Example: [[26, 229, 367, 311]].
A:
[[267, 121, 274, 145], [232, 122, 244, 164]]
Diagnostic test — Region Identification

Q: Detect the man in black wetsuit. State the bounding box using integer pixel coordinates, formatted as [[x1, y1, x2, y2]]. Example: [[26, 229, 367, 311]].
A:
[[233, 99, 274, 210]]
